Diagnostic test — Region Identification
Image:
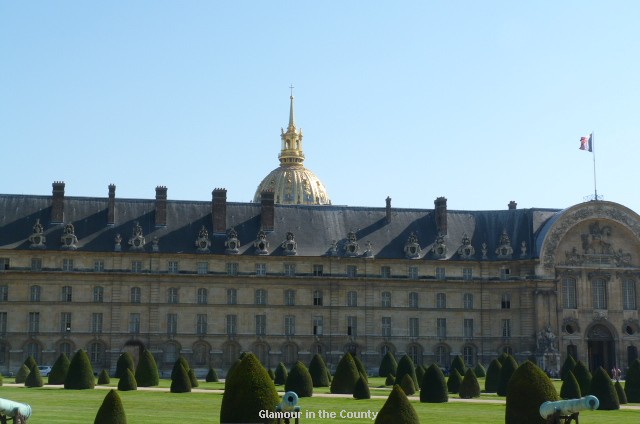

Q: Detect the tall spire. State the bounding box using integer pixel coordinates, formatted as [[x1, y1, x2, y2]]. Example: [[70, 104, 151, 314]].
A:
[[288, 84, 296, 130], [279, 88, 304, 166]]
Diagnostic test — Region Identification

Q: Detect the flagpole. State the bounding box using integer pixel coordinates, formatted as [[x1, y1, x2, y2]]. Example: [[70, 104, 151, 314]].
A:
[[592, 132, 598, 200]]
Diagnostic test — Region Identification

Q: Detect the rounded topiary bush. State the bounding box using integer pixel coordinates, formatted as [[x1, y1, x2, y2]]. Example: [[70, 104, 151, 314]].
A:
[[474, 363, 486, 378], [400, 373, 416, 396], [572, 360, 592, 397], [379, 351, 397, 378], [353, 375, 371, 399], [560, 370, 581, 399], [451, 355, 466, 377], [206, 367, 219, 382], [615, 380, 627, 404], [589, 366, 619, 410], [624, 358, 640, 402], [134, 350, 159, 387], [459, 368, 480, 399], [447, 369, 462, 394], [94, 389, 127, 424], [48, 353, 70, 385], [484, 359, 502, 392], [97, 369, 110, 385], [308, 354, 330, 387], [374, 385, 420, 424], [497, 355, 518, 396], [25, 364, 43, 388], [220, 353, 279, 424], [14, 364, 30, 384], [330, 352, 360, 394], [65, 349, 95, 390], [115, 352, 135, 379], [420, 363, 448, 403], [384, 373, 395, 386], [23, 356, 38, 371], [560, 355, 576, 381], [505, 361, 558, 424], [118, 368, 137, 391], [395, 355, 418, 389], [353, 355, 368, 382], [415, 365, 425, 389], [188, 368, 199, 388], [285, 361, 313, 397], [171, 356, 191, 381], [170, 364, 192, 393], [274, 362, 288, 385]]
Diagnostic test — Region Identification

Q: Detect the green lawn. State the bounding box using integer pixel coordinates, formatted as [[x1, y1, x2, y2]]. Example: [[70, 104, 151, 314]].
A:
[[0, 378, 637, 423]]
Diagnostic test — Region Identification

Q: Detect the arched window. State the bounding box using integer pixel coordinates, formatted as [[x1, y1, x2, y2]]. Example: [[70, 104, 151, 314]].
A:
[[223, 342, 240, 367], [59, 342, 72, 357], [435, 345, 450, 367], [25, 342, 40, 363], [164, 343, 179, 365], [407, 344, 422, 366], [193, 342, 209, 366], [282, 343, 298, 365], [252, 342, 270, 367]]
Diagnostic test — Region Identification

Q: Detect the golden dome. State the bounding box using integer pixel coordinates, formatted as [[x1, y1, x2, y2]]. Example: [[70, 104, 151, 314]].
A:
[[253, 94, 331, 205]]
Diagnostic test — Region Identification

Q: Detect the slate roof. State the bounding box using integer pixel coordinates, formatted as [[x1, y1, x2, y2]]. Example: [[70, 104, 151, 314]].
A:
[[0, 194, 560, 260]]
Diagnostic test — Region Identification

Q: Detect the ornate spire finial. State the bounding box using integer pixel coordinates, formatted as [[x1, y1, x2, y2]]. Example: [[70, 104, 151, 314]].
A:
[[288, 84, 295, 130]]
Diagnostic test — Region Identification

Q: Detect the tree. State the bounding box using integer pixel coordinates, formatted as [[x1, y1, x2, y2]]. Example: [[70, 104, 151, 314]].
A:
[[559, 370, 581, 399], [48, 353, 71, 385], [94, 389, 127, 424], [447, 369, 462, 394], [308, 354, 330, 387], [395, 355, 418, 388], [188, 368, 199, 388], [206, 367, 219, 383], [23, 356, 38, 371], [171, 356, 191, 381], [353, 375, 371, 400], [615, 381, 627, 404], [115, 352, 135, 379], [97, 369, 110, 385], [378, 351, 397, 378], [285, 361, 313, 397], [65, 349, 95, 390], [451, 355, 466, 377], [484, 359, 502, 392], [384, 373, 395, 386], [400, 373, 416, 396], [589, 367, 619, 410], [572, 361, 592, 397], [267, 368, 275, 381], [135, 349, 159, 387], [14, 364, 30, 384], [559, 355, 576, 381], [274, 362, 288, 385], [497, 355, 518, 396], [420, 363, 448, 403], [170, 364, 192, 393], [25, 364, 43, 388], [415, 365, 425, 389], [374, 385, 420, 424], [459, 368, 480, 399], [505, 361, 558, 424], [624, 358, 640, 402], [353, 355, 368, 382], [330, 352, 360, 394], [118, 368, 137, 391], [220, 353, 279, 424], [474, 363, 486, 378]]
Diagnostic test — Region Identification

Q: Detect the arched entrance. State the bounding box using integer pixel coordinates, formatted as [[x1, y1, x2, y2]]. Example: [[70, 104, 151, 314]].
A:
[[587, 324, 615, 372], [123, 340, 146, 367]]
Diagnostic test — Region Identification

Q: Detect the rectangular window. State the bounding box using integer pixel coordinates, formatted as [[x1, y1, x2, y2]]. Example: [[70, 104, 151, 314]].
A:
[[500, 268, 511, 280], [313, 316, 323, 336], [408, 292, 419, 308], [463, 267, 473, 280], [409, 317, 419, 338], [0, 286, 7, 302], [94, 260, 105, 272], [284, 264, 296, 277], [168, 288, 178, 304], [347, 316, 357, 337], [408, 266, 418, 280], [31, 258, 42, 271], [502, 319, 511, 338], [226, 315, 237, 335], [29, 312, 40, 333], [131, 287, 141, 303], [196, 314, 207, 335], [167, 314, 178, 335], [61, 312, 72, 333], [92, 313, 103, 334], [168, 261, 179, 273], [255, 315, 266, 336], [93, 287, 104, 303], [285, 289, 295, 306], [623, 280, 637, 310], [347, 291, 358, 307], [226, 262, 238, 276], [30, 285, 41, 302], [129, 313, 140, 334], [227, 289, 237, 305], [381, 291, 391, 308], [131, 261, 142, 273], [562, 278, 577, 309], [0, 312, 6, 335], [62, 258, 74, 271], [255, 289, 267, 305], [62, 286, 72, 302], [436, 293, 446, 309], [197, 288, 208, 304], [501, 293, 511, 309], [382, 317, 391, 337], [313, 290, 323, 306], [463, 293, 474, 309], [380, 266, 391, 278], [197, 262, 209, 275], [592, 279, 607, 309], [284, 315, 295, 336], [346, 265, 358, 278], [437, 318, 447, 338], [435, 267, 446, 280], [464, 318, 474, 339], [255, 263, 266, 276], [313, 264, 324, 276], [0, 258, 9, 270]]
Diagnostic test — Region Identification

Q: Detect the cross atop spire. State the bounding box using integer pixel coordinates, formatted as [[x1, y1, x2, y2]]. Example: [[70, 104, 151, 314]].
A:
[[288, 85, 296, 130], [289, 83, 295, 98]]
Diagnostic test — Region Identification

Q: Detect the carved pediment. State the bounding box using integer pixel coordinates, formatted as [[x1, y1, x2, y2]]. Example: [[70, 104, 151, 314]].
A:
[[254, 230, 270, 255], [344, 231, 359, 257], [281, 232, 297, 256], [495, 231, 513, 259], [404, 232, 421, 259], [128, 222, 145, 251], [29, 219, 46, 249], [225, 227, 240, 254], [60, 223, 78, 250], [431, 233, 447, 259], [195, 226, 211, 253], [457, 233, 475, 259]]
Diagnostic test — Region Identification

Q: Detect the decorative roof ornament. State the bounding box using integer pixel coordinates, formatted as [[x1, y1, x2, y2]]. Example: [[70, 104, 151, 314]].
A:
[[28, 219, 46, 249], [60, 223, 78, 250], [404, 232, 421, 259], [457, 233, 475, 259], [281, 231, 297, 256], [195, 226, 211, 253], [328, 240, 339, 257], [481, 242, 488, 260], [520, 241, 527, 258], [495, 230, 513, 259], [431, 232, 447, 259], [363, 241, 374, 258], [114, 233, 122, 252], [344, 231, 359, 257], [152, 236, 160, 252], [129, 222, 146, 251], [254, 230, 270, 255], [225, 227, 240, 254]]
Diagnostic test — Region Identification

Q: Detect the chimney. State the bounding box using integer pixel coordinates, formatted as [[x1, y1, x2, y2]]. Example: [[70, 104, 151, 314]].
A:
[[385, 196, 392, 223], [212, 188, 227, 234], [434, 196, 447, 235], [508, 200, 517, 210], [107, 184, 116, 226], [155, 186, 168, 227], [260, 191, 275, 231], [51, 181, 65, 224]]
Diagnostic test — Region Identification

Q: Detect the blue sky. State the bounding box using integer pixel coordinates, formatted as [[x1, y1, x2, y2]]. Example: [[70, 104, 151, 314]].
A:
[[2, 2, 639, 213]]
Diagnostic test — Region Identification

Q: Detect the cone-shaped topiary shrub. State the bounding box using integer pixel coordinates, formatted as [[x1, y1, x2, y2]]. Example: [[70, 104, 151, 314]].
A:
[[572, 360, 592, 397], [589, 366, 619, 410], [497, 355, 518, 396], [415, 365, 425, 389], [284, 361, 313, 397], [451, 355, 466, 377], [94, 389, 127, 424], [615, 380, 627, 404], [330, 352, 360, 394], [118, 368, 137, 391], [625, 358, 640, 402], [171, 356, 191, 381], [384, 373, 395, 386], [97, 369, 110, 385], [0, 373, 3, 386], [353, 355, 368, 382], [308, 354, 330, 387], [115, 352, 135, 379], [474, 363, 486, 378], [220, 353, 279, 424], [274, 362, 288, 385], [498, 352, 511, 366], [459, 368, 480, 399], [65, 349, 95, 390], [188, 368, 199, 388], [447, 369, 462, 394], [267, 368, 275, 381], [170, 364, 192, 393], [48, 353, 70, 385], [484, 359, 502, 392], [560, 355, 576, 381], [505, 361, 558, 424], [23, 356, 38, 371], [420, 363, 448, 403], [225, 358, 241, 384], [560, 370, 581, 399], [400, 373, 416, 396], [25, 364, 43, 388], [353, 375, 371, 399], [14, 364, 30, 384], [135, 350, 159, 387], [374, 384, 420, 424], [206, 367, 219, 382], [395, 355, 418, 388], [379, 351, 397, 378]]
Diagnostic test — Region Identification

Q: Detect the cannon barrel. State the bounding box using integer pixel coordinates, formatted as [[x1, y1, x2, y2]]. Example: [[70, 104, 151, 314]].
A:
[[539, 395, 599, 419], [277, 391, 300, 412], [0, 397, 32, 418]]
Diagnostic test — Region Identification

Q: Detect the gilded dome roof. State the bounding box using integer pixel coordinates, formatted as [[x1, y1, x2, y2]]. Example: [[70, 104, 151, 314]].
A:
[[253, 94, 331, 205]]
